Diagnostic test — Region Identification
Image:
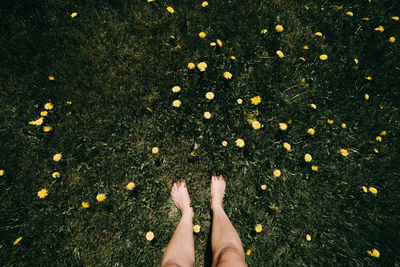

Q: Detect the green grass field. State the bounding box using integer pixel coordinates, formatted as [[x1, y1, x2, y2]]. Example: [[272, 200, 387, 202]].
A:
[[1, 0, 400, 266]]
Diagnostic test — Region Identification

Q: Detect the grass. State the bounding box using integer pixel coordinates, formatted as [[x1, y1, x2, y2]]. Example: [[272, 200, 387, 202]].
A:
[[1, 0, 400, 266]]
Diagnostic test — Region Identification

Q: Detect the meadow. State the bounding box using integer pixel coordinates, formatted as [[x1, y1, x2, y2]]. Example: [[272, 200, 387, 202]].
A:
[[1, 0, 400, 266]]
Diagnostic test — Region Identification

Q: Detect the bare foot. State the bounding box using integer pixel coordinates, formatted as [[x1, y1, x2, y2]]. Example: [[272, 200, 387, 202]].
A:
[[171, 180, 193, 217], [211, 173, 226, 211]]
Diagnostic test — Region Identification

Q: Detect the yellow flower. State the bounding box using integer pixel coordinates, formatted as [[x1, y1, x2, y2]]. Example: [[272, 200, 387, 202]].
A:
[[175, 44, 181, 50], [37, 189, 48, 198], [246, 249, 251, 256], [319, 54, 328, 60], [269, 205, 279, 210], [29, 120, 36, 125], [279, 123, 288, 130], [52, 172, 60, 178], [251, 96, 261, 105], [275, 25, 284, 32], [365, 94, 370, 100], [376, 136, 382, 142], [172, 100, 181, 107], [152, 147, 159, 154], [362, 17, 370, 21], [96, 193, 106, 202], [53, 153, 62, 162], [283, 142, 291, 151], [172, 86, 181, 93], [299, 57, 306, 62], [126, 182, 135, 190], [210, 42, 216, 46], [204, 111, 211, 119], [307, 128, 315, 135], [71, 12, 78, 18], [392, 16, 399, 21], [255, 224, 262, 233], [276, 50, 284, 58], [304, 154, 312, 162], [43, 126, 52, 132], [287, 119, 292, 124], [311, 165, 318, 171], [252, 121, 261, 130], [82, 202, 90, 208], [44, 103, 53, 110], [223, 71, 232, 79], [304, 5, 309, 10], [380, 130, 387, 136], [188, 62, 195, 69], [301, 78, 306, 83], [206, 92, 215, 100], [374, 148, 379, 153], [199, 32, 206, 38], [201, 1, 208, 7], [190, 151, 195, 156], [230, 55, 237, 60], [216, 39, 223, 47], [365, 76, 372, 80], [146, 231, 154, 241], [342, 123, 347, 128], [48, 76, 55, 80], [340, 149, 349, 157], [346, 11, 353, 17], [66, 101, 72, 105], [0, 169, 4, 176], [369, 187, 378, 194], [389, 37, 396, 43], [260, 29, 268, 34], [166, 6, 174, 13], [362, 186, 368, 193], [306, 234, 311, 241], [193, 225, 201, 233], [303, 45, 309, 50], [273, 169, 281, 177], [35, 117, 44, 126], [310, 103, 316, 109], [13, 237, 23, 245], [40, 111, 48, 116], [374, 25, 384, 32], [315, 32, 323, 37], [222, 141, 228, 147], [367, 249, 380, 257], [237, 98, 243, 104], [235, 138, 245, 147], [261, 184, 267, 190], [326, 119, 333, 124], [354, 58, 359, 64]]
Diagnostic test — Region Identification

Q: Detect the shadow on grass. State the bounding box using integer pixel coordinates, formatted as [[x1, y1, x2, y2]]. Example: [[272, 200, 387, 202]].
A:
[[203, 209, 213, 267]]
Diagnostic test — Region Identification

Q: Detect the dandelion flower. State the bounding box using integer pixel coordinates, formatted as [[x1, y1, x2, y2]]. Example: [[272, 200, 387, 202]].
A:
[[307, 128, 315, 135], [199, 32, 206, 38], [362, 186, 368, 193], [82, 202, 90, 208], [369, 187, 378, 194], [299, 57, 306, 62], [261, 184, 267, 190], [255, 224, 262, 233], [166, 6, 174, 13], [193, 225, 201, 233], [146, 231, 154, 241], [71, 12, 78, 18], [315, 32, 323, 37], [365, 76, 372, 80], [152, 147, 159, 154], [320, 54, 328, 60], [0, 169, 4, 176], [327, 119, 334, 124], [311, 165, 318, 171], [237, 98, 243, 104], [374, 25, 384, 32], [269, 205, 279, 210], [205, 92, 215, 100], [275, 25, 284, 32], [304, 154, 312, 162], [172, 86, 181, 93], [235, 139, 245, 147], [246, 249, 251, 256], [197, 62, 207, 71], [354, 58, 359, 64], [188, 62, 195, 69], [340, 148, 349, 157], [96, 193, 106, 202], [251, 96, 261, 105], [279, 123, 288, 130], [365, 94, 370, 100], [201, 1, 208, 7], [40, 111, 48, 116], [283, 142, 291, 151], [175, 44, 181, 50], [13, 237, 22, 245], [43, 126, 52, 132], [252, 120, 261, 130], [222, 141, 227, 147], [190, 151, 195, 157], [44, 103, 53, 110], [67, 101, 72, 104], [261, 29, 268, 34], [374, 148, 379, 153], [230, 55, 237, 60], [276, 50, 284, 58], [306, 234, 311, 241], [48, 76, 55, 80], [216, 39, 223, 47], [204, 112, 211, 119], [367, 249, 380, 257], [362, 17, 370, 21], [392, 16, 399, 21], [389, 37, 396, 43], [380, 130, 386, 136], [310, 103, 316, 109], [273, 169, 281, 177], [172, 100, 181, 108], [341, 123, 347, 128], [210, 42, 216, 46], [376, 136, 382, 142], [52, 172, 60, 178], [223, 71, 232, 79], [346, 11, 353, 16], [126, 182, 135, 190], [37, 189, 48, 198], [53, 153, 62, 162]]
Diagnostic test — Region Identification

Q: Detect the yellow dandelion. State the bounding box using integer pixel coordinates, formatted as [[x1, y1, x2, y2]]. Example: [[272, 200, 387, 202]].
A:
[[172, 86, 181, 93], [261, 29, 268, 34], [193, 225, 201, 233], [306, 234, 311, 241], [188, 62, 195, 69], [362, 17, 370, 21], [44, 103, 53, 110], [269, 205, 279, 210], [310, 103, 316, 109], [35, 117, 44, 126], [52, 172, 60, 178], [369, 187, 378, 194], [251, 96, 261, 105], [71, 12, 78, 18], [146, 107, 152, 112], [305, 5, 309, 10], [255, 224, 262, 233], [276, 50, 284, 58], [392, 16, 399, 21], [311, 165, 318, 171], [340, 149, 349, 157], [29, 120, 36, 125], [346, 11, 353, 17], [252, 120, 261, 130], [216, 39, 223, 47], [303, 45, 309, 50], [205, 92, 215, 100], [374, 148, 379, 153], [273, 169, 281, 177], [235, 138, 245, 147], [43, 126, 52, 132], [204, 111, 211, 119], [327, 119, 334, 124], [210, 42, 216, 46], [48, 76, 55, 80], [237, 98, 243, 104], [146, 231, 154, 241], [37, 189, 48, 198], [301, 78, 306, 83], [279, 123, 288, 130], [40, 111, 48, 116], [175, 44, 181, 50], [380, 130, 387, 136], [354, 58, 359, 64], [320, 54, 328, 60], [362, 186, 368, 193], [283, 142, 291, 151], [166, 6, 174, 13], [275, 25, 284, 32], [342, 123, 347, 128], [230, 55, 237, 60], [365, 76, 372, 80], [315, 32, 323, 37], [389, 37, 396, 43], [261, 184, 267, 190], [96, 193, 106, 202], [222, 141, 228, 147], [374, 25, 384, 32], [53, 153, 62, 162], [367, 249, 380, 257], [199, 32, 206, 38], [246, 249, 251, 256], [152, 147, 159, 154], [126, 182, 135, 190], [201, 1, 208, 7], [307, 128, 315, 135], [304, 154, 312, 162], [172, 100, 181, 108], [299, 57, 306, 62], [66, 101, 72, 104], [13, 237, 23, 245], [365, 94, 370, 100], [223, 71, 232, 79], [376, 136, 382, 142], [82, 202, 90, 208], [0, 169, 4, 176]]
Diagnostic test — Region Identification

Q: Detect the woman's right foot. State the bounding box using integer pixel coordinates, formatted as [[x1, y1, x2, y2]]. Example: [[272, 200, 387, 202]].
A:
[[211, 173, 226, 211]]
